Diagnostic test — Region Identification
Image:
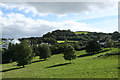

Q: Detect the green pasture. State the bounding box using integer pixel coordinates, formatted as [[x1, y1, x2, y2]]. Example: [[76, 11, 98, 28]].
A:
[[57, 40, 78, 43], [74, 32, 88, 35], [2, 48, 119, 78]]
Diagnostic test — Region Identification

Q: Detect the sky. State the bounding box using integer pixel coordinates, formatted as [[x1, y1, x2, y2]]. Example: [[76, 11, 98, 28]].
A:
[[0, 1, 119, 38]]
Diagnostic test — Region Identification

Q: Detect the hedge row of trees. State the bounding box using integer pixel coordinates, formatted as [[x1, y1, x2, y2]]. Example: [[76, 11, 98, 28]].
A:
[[2, 40, 77, 67], [2, 38, 104, 67], [18, 30, 120, 49]]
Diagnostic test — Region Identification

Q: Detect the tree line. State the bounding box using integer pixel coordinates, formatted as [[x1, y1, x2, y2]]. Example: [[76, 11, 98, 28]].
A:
[[2, 40, 77, 67]]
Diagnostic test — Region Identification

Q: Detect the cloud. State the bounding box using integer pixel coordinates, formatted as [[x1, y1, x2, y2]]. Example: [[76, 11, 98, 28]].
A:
[[0, 2, 116, 16], [0, 2, 117, 38], [0, 10, 3, 16], [1, 12, 107, 38]]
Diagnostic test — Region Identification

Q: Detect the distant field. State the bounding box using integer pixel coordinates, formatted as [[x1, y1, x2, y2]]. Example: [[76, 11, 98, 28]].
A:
[[2, 48, 118, 78], [75, 32, 88, 35], [57, 40, 78, 43]]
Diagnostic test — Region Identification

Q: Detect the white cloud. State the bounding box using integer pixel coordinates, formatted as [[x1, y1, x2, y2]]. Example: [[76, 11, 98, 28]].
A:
[[0, 11, 3, 16], [1, 12, 109, 38], [58, 14, 67, 18], [0, 2, 117, 38], [0, 2, 117, 17]]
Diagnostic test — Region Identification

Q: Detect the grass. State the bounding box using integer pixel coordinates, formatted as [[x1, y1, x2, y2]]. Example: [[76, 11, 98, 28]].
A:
[[75, 31, 88, 35], [57, 40, 78, 43], [2, 48, 118, 78], [0, 48, 3, 51], [0, 40, 6, 45]]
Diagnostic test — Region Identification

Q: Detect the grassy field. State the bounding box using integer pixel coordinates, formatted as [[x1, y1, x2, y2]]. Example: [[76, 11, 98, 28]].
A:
[[0, 48, 3, 51], [2, 48, 119, 78], [74, 31, 88, 35], [57, 40, 78, 43]]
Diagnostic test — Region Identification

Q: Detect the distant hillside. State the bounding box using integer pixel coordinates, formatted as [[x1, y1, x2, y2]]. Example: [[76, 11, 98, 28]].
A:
[[17, 30, 119, 45], [43, 29, 76, 40]]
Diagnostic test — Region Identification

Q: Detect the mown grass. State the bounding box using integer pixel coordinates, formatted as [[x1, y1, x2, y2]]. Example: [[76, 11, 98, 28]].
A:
[[74, 32, 88, 35], [57, 40, 78, 43], [2, 48, 118, 78]]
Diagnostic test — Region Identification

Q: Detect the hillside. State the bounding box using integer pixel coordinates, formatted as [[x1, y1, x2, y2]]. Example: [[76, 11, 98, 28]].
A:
[[2, 48, 118, 78]]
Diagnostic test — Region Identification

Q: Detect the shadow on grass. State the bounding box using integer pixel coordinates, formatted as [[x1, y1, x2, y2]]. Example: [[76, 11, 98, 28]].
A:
[[99, 49, 111, 53], [46, 63, 71, 68], [0, 67, 23, 72], [31, 59, 45, 63], [77, 49, 110, 58], [77, 53, 99, 58], [118, 67, 120, 69]]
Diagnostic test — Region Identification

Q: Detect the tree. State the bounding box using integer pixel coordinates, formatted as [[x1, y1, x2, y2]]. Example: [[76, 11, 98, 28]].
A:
[[72, 42, 81, 51], [85, 39, 101, 54], [64, 39, 68, 44], [42, 38, 57, 44], [111, 31, 120, 41], [63, 45, 76, 63], [105, 38, 114, 49], [50, 44, 66, 55], [2, 43, 15, 63], [37, 44, 51, 60], [14, 40, 35, 67]]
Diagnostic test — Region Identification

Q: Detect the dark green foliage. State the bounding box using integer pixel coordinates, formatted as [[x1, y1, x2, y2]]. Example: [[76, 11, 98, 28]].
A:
[[64, 39, 68, 44], [18, 30, 113, 50], [37, 44, 51, 60], [42, 38, 57, 44], [63, 45, 76, 63], [43, 29, 77, 40], [85, 40, 101, 54], [114, 42, 120, 48], [111, 31, 120, 41], [32, 44, 39, 56], [50, 44, 66, 55], [71, 42, 81, 51], [105, 38, 114, 48], [14, 40, 35, 67], [2, 43, 15, 63]]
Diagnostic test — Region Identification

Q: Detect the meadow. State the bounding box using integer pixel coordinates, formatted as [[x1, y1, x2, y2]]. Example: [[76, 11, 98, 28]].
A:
[[57, 40, 78, 43], [2, 48, 118, 78], [74, 31, 88, 35]]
